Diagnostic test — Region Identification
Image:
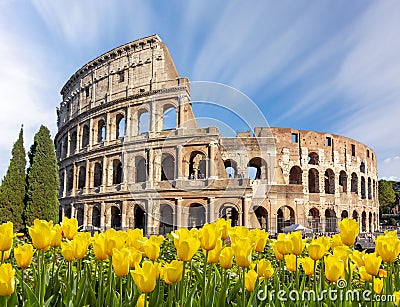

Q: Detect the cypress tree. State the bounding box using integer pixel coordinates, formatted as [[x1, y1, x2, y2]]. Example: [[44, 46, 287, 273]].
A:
[[0, 127, 26, 229], [25, 125, 59, 225]]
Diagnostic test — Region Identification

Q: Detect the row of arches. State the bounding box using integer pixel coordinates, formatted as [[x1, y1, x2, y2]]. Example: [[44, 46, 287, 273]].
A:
[[223, 157, 268, 180], [289, 166, 377, 198], [58, 105, 177, 159], [307, 153, 369, 175]]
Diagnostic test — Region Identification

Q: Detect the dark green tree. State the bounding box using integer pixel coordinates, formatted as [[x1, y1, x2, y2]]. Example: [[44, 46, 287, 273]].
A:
[[0, 127, 26, 229], [25, 125, 59, 225], [379, 180, 396, 214]]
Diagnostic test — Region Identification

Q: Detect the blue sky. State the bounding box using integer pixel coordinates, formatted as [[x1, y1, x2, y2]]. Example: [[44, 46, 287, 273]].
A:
[[0, 0, 399, 180]]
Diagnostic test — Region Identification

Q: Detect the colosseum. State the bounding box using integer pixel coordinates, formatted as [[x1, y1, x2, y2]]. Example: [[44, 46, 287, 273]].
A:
[[55, 34, 379, 236]]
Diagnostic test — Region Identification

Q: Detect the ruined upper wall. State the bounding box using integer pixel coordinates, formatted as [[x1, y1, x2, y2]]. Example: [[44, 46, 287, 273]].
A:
[[57, 34, 183, 129]]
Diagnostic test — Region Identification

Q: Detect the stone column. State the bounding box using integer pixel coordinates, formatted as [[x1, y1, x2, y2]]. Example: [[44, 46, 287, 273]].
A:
[[125, 106, 132, 140], [62, 168, 67, 197], [208, 197, 215, 223], [243, 197, 251, 228], [100, 202, 106, 230], [85, 160, 90, 193], [72, 163, 77, 197], [88, 117, 93, 150], [102, 157, 108, 188], [83, 203, 89, 228], [208, 142, 218, 179], [66, 130, 71, 157], [176, 145, 184, 179], [121, 201, 127, 230], [147, 149, 154, 187], [176, 198, 183, 228]]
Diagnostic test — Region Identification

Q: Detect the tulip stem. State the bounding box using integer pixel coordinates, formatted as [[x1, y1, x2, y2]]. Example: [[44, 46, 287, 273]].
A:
[[202, 250, 208, 305], [371, 276, 374, 307], [242, 269, 246, 307], [313, 260, 317, 298], [119, 276, 123, 307], [295, 255, 299, 289], [180, 261, 186, 304], [98, 260, 103, 307], [144, 293, 148, 307]]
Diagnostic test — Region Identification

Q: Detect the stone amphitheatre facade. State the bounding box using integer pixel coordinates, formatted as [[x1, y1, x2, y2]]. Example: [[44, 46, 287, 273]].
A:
[[55, 35, 379, 236]]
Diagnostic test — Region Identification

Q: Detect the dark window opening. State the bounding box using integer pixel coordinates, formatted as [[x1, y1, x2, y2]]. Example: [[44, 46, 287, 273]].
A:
[[351, 144, 356, 156], [291, 133, 298, 143], [326, 137, 332, 146], [118, 71, 125, 83]]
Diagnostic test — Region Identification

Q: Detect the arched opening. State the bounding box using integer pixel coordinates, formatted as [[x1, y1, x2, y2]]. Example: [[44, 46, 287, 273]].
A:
[[189, 151, 206, 179], [308, 152, 319, 165], [224, 159, 238, 179], [325, 209, 337, 232], [361, 211, 366, 232], [162, 105, 176, 130], [308, 208, 320, 232], [65, 207, 72, 218], [361, 177, 366, 199], [59, 172, 65, 196], [92, 206, 101, 228], [341, 210, 349, 220], [76, 208, 84, 227], [351, 173, 358, 193], [70, 131, 77, 154], [360, 162, 365, 173], [339, 171, 347, 193], [247, 157, 267, 180], [289, 166, 302, 184], [324, 169, 335, 194], [159, 204, 174, 235], [277, 206, 295, 233], [94, 163, 102, 187], [112, 160, 123, 185], [67, 169, 74, 192], [62, 137, 68, 158], [111, 206, 121, 229], [220, 205, 239, 226], [188, 203, 206, 229], [368, 212, 372, 232], [116, 114, 125, 139], [352, 210, 359, 222], [134, 205, 145, 230], [308, 169, 319, 193], [138, 110, 149, 134], [135, 156, 147, 183], [254, 206, 268, 230], [368, 178, 372, 199], [81, 125, 90, 148], [161, 154, 175, 181], [97, 119, 106, 143], [78, 166, 86, 189]]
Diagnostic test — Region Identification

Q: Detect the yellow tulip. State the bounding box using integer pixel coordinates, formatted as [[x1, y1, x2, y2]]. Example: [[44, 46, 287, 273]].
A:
[[364, 253, 382, 276], [51, 224, 62, 248], [0, 222, 13, 252], [287, 232, 304, 256], [131, 261, 159, 293], [61, 217, 79, 240], [104, 228, 126, 257], [172, 229, 200, 262], [216, 218, 231, 240], [72, 232, 91, 259], [28, 219, 56, 250], [257, 259, 274, 281], [0, 249, 11, 261], [300, 257, 315, 276], [126, 228, 146, 251], [14, 244, 34, 268], [163, 260, 183, 284], [112, 248, 130, 277], [61, 241, 75, 261], [359, 266, 372, 282], [394, 291, 400, 306], [333, 246, 350, 263], [219, 247, 234, 269], [232, 237, 254, 268], [271, 241, 284, 261], [250, 228, 269, 252], [199, 223, 221, 251], [315, 236, 332, 252], [374, 278, 383, 295], [275, 233, 290, 256], [229, 226, 249, 240], [308, 241, 326, 261], [325, 255, 344, 282], [245, 270, 257, 292], [127, 247, 143, 269], [137, 293, 146, 307], [143, 235, 163, 260], [0, 263, 15, 296], [284, 254, 297, 272], [92, 233, 108, 260], [338, 218, 359, 246], [375, 234, 400, 263], [350, 250, 365, 267], [207, 238, 223, 263], [331, 234, 343, 248]]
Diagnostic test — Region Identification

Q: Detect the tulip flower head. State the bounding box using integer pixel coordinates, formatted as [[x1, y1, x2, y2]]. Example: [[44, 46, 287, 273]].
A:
[[92, 232, 108, 261], [232, 237, 254, 268], [206, 238, 223, 263], [216, 218, 231, 240], [325, 255, 344, 282], [51, 224, 63, 248], [364, 252, 382, 276], [245, 270, 257, 292], [61, 217, 79, 240], [338, 218, 359, 246], [359, 266, 372, 282], [28, 219, 56, 250], [163, 260, 184, 284], [374, 278, 383, 295], [199, 223, 222, 251], [287, 231, 304, 256], [300, 257, 315, 276], [14, 244, 34, 268], [284, 254, 297, 272], [112, 248, 131, 277], [131, 261, 160, 293], [350, 250, 365, 268], [375, 233, 400, 263], [72, 232, 91, 260], [257, 259, 274, 281], [0, 263, 15, 296], [250, 228, 269, 252], [0, 222, 13, 252], [172, 229, 200, 262], [61, 241, 75, 262], [219, 247, 234, 269]]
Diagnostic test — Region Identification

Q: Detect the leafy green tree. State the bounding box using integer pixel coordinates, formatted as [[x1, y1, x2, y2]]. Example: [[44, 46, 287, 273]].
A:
[[0, 127, 26, 229], [25, 125, 59, 225], [379, 180, 396, 214]]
